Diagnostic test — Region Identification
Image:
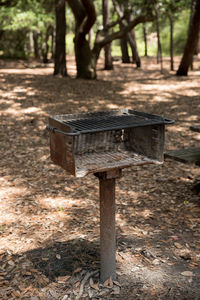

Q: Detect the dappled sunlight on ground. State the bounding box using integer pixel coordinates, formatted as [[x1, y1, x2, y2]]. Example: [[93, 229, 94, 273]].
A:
[[0, 56, 200, 299]]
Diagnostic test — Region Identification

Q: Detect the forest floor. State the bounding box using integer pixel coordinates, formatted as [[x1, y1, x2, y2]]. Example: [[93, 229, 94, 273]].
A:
[[0, 56, 200, 300]]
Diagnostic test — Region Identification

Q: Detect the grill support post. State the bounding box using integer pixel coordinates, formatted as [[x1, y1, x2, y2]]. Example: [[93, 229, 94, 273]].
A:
[[95, 169, 122, 282]]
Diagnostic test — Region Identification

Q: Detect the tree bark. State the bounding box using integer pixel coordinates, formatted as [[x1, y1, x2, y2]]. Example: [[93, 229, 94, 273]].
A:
[[120, 33, 130, 63], [155, 3, 163, 71], [67, 0, 97, 79], [51, 27, 56, 59], [194, 29, 200, 54], [54, 0, 67, 76], [102, 0, 113, 70], [33, 32, 40, 59], [176, 0, 200, 76], [143, 23, 148, 56], [113, 0, 141, 67], [127, 28, 141, 67], [169, 15, 174, 71], [42, 26, 52, 63]]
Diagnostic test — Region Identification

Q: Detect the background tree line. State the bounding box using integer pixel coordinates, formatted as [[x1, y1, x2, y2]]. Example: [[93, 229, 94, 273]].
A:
[[0, 0, 200, 78]]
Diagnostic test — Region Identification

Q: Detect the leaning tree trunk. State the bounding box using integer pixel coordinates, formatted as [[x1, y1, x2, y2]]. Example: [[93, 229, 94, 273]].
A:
[[127, 28, 141, 67], [169, 15, 174, 71], [102, 0, 113, 70], [54, 0, 67, 76], [120, 34, 130, 63], [176, 0, 200, 76]]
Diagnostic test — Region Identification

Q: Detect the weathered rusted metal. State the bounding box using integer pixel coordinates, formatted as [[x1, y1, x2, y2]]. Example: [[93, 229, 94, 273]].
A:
[[95, 169, 121, 282], [48, 109, 172, 177], [47, 109, 173, 283]]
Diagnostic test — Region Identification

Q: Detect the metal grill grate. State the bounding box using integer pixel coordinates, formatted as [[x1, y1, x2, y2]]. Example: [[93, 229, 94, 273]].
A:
[[63, 114, 163, 134]]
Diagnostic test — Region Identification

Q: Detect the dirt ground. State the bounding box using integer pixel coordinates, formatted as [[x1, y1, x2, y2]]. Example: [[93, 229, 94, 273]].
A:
[[0, 56, 200, 300]]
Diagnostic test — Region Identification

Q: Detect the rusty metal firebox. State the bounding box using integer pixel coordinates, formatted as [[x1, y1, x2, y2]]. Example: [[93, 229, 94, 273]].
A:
[[47, 109, 173, 281]]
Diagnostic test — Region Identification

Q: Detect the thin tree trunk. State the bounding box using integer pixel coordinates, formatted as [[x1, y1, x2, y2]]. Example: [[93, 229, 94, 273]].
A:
[[143, 23, 148, 56], [102, 0, 113, 70], [29, 31, 34, 56], [54, 0, 67, 76], [176, 0, 200, 76], [33, 32, 40, 59], [120, 34, 130, 63], [51, 27, 56, 59], [155, 4, 163, 71], [42, 27, 51, 63], [169, 15, 174, 71]]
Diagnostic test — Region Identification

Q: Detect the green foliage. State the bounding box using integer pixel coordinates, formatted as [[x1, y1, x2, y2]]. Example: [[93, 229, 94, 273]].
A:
[[0, 0, 194, 59], [0, 0, 55, 58]]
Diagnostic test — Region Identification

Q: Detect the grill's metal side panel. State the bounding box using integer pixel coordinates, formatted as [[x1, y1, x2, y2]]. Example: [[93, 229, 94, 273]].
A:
[[124, 124, 165, 162], [49, 117, 75, 175], [74, 130, 123, 155]]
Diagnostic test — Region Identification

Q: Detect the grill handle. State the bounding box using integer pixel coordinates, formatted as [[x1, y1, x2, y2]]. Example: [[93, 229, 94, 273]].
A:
[[46, 125, 80, 136], [164, 118, 174, 125]]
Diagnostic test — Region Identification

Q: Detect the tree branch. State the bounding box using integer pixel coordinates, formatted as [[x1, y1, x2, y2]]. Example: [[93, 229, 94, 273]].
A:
[[95, 14, 154, 48], [67, 0, 85, 27], [105, 15, 126, 30], [81, 0, 96, 35]]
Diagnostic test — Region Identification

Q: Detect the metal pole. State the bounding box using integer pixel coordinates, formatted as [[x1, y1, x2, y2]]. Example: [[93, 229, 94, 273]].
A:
[[99, 176, 116, 282], [95, 169, 121, 282]]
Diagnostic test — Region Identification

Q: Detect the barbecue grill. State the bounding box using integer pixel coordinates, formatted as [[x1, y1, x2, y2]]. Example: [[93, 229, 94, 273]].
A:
[[47, 109, 173, 281], [47, 109, 172, 177]]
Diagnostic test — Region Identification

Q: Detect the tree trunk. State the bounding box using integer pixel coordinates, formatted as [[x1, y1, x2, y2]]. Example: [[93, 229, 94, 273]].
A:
[[67, 0, 154, 79], [42, 34, 49, 63], [51, 27, 56, 59], [176, 0, 200, 76], [143, 23, 148, 56], [75, 35, 97, 79], [120, 34, 130, 63], [33, 32, 40, 59], [155, 4, 163, 71], [127, 28, 141, 67], [29, 31, 34, 56], [67, 0, 97, 79], [169, 15, 174, 71], [194, 29, 200, 54], [102, 0, 113, 70], [54, 0, 67, 76]]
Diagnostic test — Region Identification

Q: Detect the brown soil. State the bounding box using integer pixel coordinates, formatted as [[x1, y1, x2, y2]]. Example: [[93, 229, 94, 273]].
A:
[[0, 56, 200, 299]]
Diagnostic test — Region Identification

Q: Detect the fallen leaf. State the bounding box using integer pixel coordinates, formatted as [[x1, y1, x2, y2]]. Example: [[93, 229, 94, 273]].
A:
[[103, 276, 113, 288], [181, 271, 193, 277], [174, 242, 182, 249], [73, 267, 82, 274], [89, 277, 99, 290], [42, 257, 49, 261]]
